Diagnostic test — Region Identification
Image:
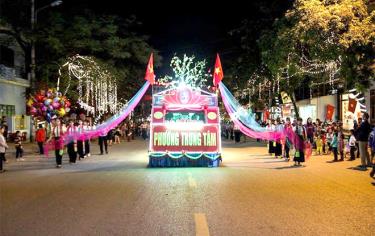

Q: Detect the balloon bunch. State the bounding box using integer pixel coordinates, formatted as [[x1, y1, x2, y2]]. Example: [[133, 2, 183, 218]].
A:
[[27, 88, 71, 122]]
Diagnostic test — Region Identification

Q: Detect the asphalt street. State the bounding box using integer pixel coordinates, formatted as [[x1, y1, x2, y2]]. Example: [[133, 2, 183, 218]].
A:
[[1, 138, 374, 236]]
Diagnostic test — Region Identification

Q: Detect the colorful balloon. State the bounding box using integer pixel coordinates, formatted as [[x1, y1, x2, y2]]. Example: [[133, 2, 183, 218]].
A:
[[58, 108, 66, 117], [52, 102, 60, 109], [44, 99, 52, 106]]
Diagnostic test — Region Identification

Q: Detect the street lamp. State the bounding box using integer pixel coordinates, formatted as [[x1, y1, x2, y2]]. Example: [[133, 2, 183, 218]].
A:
[[30, 0, 63, 90], [29, 0, 62, 142]]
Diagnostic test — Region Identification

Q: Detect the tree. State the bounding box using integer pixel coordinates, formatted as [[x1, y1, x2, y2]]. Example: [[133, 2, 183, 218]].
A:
[[256, 0, 375, 117], [0, 2, 162, 99], [35, 11, 162, 99]]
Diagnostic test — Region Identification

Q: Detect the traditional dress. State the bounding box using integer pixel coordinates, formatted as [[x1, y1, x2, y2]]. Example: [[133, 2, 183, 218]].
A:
[[52, 125, 65, 166], [294, 125, 306, 163], [66, 125, 77, 163]]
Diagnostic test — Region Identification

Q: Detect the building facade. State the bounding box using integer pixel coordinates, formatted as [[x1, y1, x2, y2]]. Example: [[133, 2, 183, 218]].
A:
[[0, 33, 31, 140]]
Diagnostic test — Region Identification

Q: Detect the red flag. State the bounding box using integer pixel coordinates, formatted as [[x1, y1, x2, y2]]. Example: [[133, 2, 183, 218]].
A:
[[348, 98, 357, 113], [213, 54, 224, 86], [326, 105, 335, 120], [144, 53, 155, 85]]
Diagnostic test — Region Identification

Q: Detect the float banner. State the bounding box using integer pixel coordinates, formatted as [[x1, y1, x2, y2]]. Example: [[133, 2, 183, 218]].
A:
[[151, 125, 219, 152]]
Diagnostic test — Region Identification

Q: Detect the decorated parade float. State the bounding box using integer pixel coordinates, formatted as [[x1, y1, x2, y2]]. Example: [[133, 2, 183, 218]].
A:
[[148, 85, 221, 167], [147, 54, 222, 167]]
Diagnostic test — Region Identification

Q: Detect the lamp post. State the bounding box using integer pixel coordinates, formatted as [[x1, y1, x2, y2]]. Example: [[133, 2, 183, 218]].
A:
[[30, 0, 62, 90], [29, 0, 62, 142]]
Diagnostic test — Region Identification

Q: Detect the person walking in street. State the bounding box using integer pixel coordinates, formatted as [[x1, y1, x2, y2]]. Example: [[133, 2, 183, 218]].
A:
[[294, 118, 306, 166], [66, 120, 77, 164], [14, 131, 24, 161], [77, 120, 85, 160], [36, 124, 46, 155], [283, 117, 292, 161], [47, 118, 65, 168], [357, 113, 372, 169], [0, 125, 9, 173], [267, 120, 275, 156], [274, 118, 283, 158], [99, 131, 108, 155], [83, 120, 91, 157]]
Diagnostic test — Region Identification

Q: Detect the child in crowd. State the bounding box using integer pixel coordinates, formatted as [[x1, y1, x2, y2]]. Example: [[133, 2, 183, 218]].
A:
[[321, 131, 327, 154], [331, 131, 338, 162], [315, 132, 323, 155], [326, 129, 333, 155], [349, 129, 357, 161]]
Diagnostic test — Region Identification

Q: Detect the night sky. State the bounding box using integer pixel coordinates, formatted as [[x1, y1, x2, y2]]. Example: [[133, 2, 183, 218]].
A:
[[39, 0, 292, 74]]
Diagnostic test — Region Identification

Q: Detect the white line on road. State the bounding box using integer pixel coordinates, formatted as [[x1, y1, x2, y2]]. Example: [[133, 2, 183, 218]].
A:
[[187, 172, 197, 188], [194, 213, 210, 236], [189, 176, 197, 188]]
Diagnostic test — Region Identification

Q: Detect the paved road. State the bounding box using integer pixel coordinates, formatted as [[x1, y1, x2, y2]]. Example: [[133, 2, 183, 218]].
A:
[[1, 139, 374, 236]]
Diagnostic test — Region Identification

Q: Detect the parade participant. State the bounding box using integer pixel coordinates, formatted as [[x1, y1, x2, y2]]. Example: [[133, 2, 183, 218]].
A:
[[267, 119, 275, 156], [14, 131, 24, 161], [77, 120, 85, 160], [47, 118, 65, 168], [98, 122, 108, 155], [294, 117, 306, 166], [66, 120, 77, 163], [0, 125, 8, 173], [83, 120, 91, 157], [283, 117, 292, 161], [36, 124, 46, 155], [274, 118, 283, 158], [349, 129, 357, 161]]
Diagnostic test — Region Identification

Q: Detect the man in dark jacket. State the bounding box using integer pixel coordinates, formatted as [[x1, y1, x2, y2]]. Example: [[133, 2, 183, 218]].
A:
[[357, 113, 372, 169]]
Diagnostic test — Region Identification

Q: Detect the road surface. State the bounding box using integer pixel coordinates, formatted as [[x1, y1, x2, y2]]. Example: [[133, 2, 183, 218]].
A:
[[1, 138, 374, 235]]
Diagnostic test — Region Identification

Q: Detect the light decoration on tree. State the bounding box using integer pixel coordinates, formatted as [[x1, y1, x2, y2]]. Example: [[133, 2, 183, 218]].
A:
[[57, 55, 120, 123], [158, 54, 210, 89]]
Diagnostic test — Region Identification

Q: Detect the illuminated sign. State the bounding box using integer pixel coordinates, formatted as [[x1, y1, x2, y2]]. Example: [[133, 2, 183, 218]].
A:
[[151, 125, 219, 152]]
